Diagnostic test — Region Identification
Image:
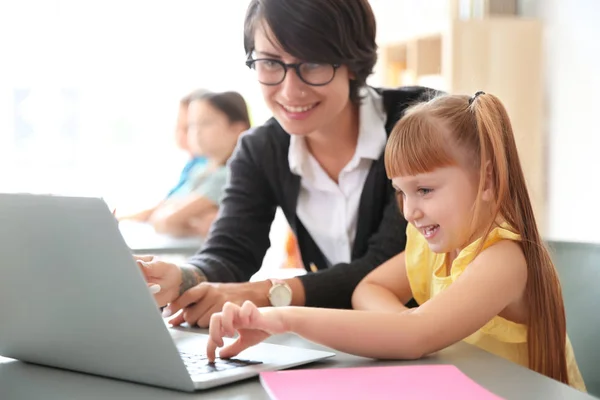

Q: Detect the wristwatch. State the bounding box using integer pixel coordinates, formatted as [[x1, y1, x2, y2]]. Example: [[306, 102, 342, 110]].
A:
[[268, 279, 292, 307]]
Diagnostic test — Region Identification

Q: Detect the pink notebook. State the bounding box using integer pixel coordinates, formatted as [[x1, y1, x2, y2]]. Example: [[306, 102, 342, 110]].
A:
[[260, 365, 503, 400]]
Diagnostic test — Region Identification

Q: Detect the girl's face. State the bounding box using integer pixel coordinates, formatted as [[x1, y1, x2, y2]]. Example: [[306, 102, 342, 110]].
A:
[[392, 165, 483, 256], [175, 104, 189, 151], [253, 24, 353, 137], [187, 100, 240, 161]]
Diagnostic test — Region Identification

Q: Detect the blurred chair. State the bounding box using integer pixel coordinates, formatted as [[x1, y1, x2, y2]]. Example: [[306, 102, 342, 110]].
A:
[[548, 240, 600, 396], [283, 229, 304, 270]]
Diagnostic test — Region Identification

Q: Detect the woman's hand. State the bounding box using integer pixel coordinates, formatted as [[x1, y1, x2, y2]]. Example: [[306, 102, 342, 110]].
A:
[[206, 301, 290, 362], [135, 256, 183, 307]]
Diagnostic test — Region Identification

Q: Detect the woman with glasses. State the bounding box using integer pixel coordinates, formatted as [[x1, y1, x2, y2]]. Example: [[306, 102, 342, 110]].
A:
[[138, 0, 437, 327]]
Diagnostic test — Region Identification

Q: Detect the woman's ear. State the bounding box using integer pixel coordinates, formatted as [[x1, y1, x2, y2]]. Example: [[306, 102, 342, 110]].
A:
[[347, 67, 356, 80], [481, 162, 495, 202]]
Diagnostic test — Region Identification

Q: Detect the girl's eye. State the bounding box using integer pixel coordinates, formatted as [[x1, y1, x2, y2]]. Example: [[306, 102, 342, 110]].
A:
[[418, 188, 433, 195]]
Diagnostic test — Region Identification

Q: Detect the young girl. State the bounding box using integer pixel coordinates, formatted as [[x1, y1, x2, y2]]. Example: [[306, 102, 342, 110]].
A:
[[204, 92, 586, 391]]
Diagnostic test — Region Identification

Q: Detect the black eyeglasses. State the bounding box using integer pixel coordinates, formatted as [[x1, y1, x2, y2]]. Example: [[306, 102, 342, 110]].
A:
[[245, 58, 341, 86]]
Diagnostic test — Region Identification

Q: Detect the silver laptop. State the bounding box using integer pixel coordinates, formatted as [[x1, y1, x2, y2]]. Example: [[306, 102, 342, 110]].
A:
[[0, 193, 334, 392]]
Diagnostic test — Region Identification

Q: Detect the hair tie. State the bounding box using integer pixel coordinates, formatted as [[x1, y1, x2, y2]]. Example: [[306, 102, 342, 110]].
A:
[[469, 91, 485, 105]]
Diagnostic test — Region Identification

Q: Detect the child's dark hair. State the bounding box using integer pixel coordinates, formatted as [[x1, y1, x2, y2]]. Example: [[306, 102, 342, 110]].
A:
[[243, 0, 377, 105], [189, 91, 251, 129], [180, 88, 210, 107]]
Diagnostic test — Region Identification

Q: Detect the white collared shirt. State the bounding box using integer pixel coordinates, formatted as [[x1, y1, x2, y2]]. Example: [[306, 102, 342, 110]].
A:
[[288, 87, 387, 265]]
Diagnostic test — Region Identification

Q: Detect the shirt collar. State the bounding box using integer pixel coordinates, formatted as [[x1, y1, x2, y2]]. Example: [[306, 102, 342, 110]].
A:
[[288, 134, 307, 176], [354, 86, 387, 161]]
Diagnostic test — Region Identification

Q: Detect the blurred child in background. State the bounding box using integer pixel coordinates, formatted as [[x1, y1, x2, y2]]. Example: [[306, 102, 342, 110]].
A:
[[120, 90, 251, 237], [119, 89, 209, 222], [167, 89, 210, 198]]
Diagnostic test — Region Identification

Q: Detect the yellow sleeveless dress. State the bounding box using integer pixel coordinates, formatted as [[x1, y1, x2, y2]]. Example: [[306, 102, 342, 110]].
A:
[[404, 223, 586, 392]]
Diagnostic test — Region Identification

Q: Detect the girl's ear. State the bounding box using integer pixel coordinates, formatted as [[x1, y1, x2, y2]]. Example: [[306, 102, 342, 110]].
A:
[[481, 161, 495, 202]]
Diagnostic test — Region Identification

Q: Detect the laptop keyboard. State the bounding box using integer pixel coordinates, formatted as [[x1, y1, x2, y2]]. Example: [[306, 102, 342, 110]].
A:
[[179, 351, 263, 375]]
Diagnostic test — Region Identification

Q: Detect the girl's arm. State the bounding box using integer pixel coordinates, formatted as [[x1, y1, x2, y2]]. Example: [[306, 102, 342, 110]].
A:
[[285, 240, 527, 359], [117, 206, 158, 222], [351, 251, 412, 313], [208, 240, 527, 361], [188, 208, 219, 237], [150, 195, 217, 236]]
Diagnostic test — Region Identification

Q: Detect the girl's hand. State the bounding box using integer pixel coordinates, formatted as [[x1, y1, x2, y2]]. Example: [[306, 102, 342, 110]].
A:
[[206, 301, 289, 362]]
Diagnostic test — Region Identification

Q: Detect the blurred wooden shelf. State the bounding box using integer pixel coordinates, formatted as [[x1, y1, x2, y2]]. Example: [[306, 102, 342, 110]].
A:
[[379, 17, 546, 231], [381, 34, 443, 88]]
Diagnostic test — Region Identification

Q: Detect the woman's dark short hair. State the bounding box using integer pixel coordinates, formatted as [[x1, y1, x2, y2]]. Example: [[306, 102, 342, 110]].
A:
[[244, 0, 377, 104], [188, 90, 251, 129]]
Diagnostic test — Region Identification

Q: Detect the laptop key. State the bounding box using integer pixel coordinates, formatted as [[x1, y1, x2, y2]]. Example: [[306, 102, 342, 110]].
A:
[[213, 362, 236, 370], [179, 351, 263, 375], [188, 365, 215, 375], [222, 358, 263, 366]]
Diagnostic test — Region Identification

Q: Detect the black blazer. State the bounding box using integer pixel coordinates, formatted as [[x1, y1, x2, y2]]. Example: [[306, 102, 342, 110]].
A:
[[188, 86, 436, 308]]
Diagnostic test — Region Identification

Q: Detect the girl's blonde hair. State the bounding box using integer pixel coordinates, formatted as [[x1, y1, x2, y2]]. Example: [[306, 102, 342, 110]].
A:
[[384, 92, 569, 385]]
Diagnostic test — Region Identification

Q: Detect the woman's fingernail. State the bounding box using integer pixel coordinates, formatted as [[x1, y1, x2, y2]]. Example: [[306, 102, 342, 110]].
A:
[[149, 284, 161, 294], [162, 307, 173, 318]]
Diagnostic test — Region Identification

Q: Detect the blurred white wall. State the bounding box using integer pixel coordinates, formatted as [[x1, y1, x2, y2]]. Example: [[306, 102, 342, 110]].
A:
[[370, 0, 450, 44], [0, 0, 270, 213], [522, 0, 600, 243]]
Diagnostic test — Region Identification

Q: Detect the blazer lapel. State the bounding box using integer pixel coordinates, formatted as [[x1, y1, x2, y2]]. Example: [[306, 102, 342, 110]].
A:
[[351, 155, 386, 259]]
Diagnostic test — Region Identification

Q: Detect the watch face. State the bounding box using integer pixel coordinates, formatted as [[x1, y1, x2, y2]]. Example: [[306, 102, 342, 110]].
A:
[[270, 285, 292, 307]]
